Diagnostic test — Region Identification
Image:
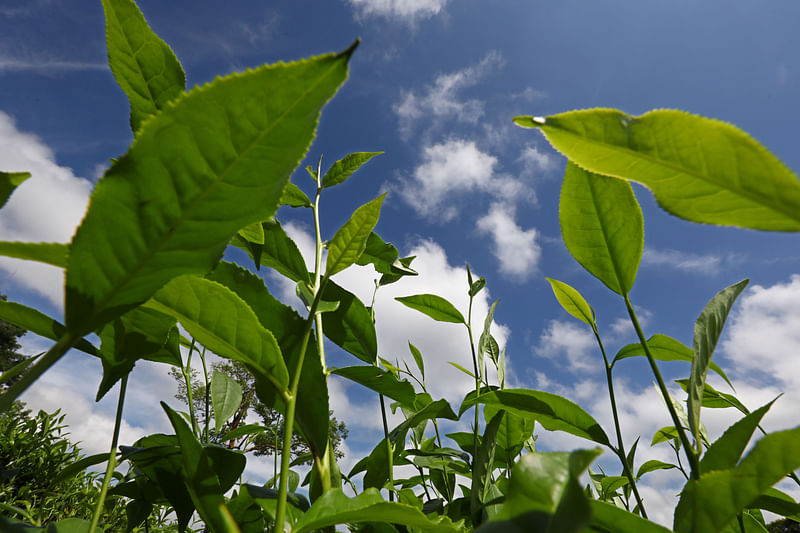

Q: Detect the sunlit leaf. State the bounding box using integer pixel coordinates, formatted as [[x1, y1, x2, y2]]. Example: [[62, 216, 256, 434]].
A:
[[258, 219, 310, 283], [0, 171, 30, 208], [238, 221, 265, 245], [408, 341, 424, 381], [211, 370, 243, 432], [0, 242, 68, 268], [472, 409, 504, 525], [545, 277, 594, 327], [280, 181, 312, 208], [559, 162, 643, 296], [636, 459, 677, 478], [515, 108, 800, 231], [700, 399, 774, 475], [589, 500, 673, 533], [330, 366, 416, 409], [321, 280, 377, 364], [326, 193, 386, 277], [321, 152, 383, 189], [396, 294, 465, 324]]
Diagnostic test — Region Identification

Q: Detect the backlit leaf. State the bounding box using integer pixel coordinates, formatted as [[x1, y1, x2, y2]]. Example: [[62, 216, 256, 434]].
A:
[[472, 409, 504, 525], [545, 277, 594, 327], [0, 171, 30, 208], [396, 294, 465, 324], [280, 181, 312, 208], [516, 108, 800, 231], [589, 500, 673, 533], [321, 152, 383, 189], [637, 459, 677, 478], [259, 219, 310, 283], [700, 400, 774, 475], [408, 342, 424, 381], [211, 370, 243, 431], [331, 366, 416, 409], [66, 43, 355, 335], [321, 280, 377, 364], [0, 242, 68, 268], [326, 193, 386, 277], [0, 300, 98, 357], [559, 162, 643, 296]]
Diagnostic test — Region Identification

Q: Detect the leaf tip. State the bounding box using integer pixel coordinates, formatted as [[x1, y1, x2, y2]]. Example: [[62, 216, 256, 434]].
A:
[[338, 38, 361, 60]]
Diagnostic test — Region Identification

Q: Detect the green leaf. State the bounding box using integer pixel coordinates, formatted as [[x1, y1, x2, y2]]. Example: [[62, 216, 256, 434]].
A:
[[637, 459, 677, 478], [674, 426, 800, 533], [674, 380, 748, 412], [321, 280, 377, 364], [238, 221, 265, 245], [485, 404, 535, 467], [478, 299, 500, 369], [689, 279, 749, 448], [750, 488, 800, 521], [408, 342, 425, 381], [545, 278, 594, 327], [54, 452, 111, 484], [516, 108, 800, 231], [559, 162, 644, 296], [472, 409, 504, 525], [326, 193, 386, 277], [97, 306, 181, 400], [257, 219, 310, 283], [0, 242, 67, 268], [699, 399, 775, 475], [221, 423, 267, 442], [461, 388, 611, 447], [321, 152, 383, 189], [0, 300, 98, 357], [227, 488, 265, 533], [0, 352, 40, 387], [356, 232, 417, 278], [102, 0, 185, 134], [0, 171, 30, 208], [379, 255, 418, 287], [280, 181, 312, 208], [211, 370, 243, 431], [145, 275, 289, 393], [291, 488, 463, 533], [395, 294, 465, 324], [66, 43, 355, 335], [613, 334, 732, 387], [162, 403, 242, 533], [44, 518, 102, 533], [330, 366, 416, 409], [589, 500, 673, 533], [651, 426, 681, 445]]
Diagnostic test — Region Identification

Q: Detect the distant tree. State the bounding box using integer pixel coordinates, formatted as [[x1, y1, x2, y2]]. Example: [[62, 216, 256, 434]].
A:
[[170, 359, 348, 461], [768, 519, 800, 533], [0, 291, 29, 387]]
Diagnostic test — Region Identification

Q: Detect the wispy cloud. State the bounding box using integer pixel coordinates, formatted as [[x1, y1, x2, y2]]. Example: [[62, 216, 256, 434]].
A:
[[477, 203, 541, 279], [346, 0, 449, 22], [0, 55, 106, 74], [642, 247, 743, 276], [393, 51, 505, 139]]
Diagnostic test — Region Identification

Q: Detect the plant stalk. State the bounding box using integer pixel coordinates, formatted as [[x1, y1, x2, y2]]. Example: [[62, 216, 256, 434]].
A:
[[466, 294, 481, 468], [591, 326, 647, 518], [182, 339, 201, 437], [89, 375, 128, 532], [623, 295, 700, 479], [200, 346, 210, 443]]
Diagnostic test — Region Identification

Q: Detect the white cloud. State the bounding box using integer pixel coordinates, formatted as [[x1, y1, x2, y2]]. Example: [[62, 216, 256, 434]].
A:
[[0, 57, 106, 73], [642, 247, 743, 276], [516, 144, 558, 178], [0, 111, 92, 309], [393, 51, 504, 138], [535, 319, 597, 373], [347, 0, 449, 22], [476, 203, 541, 279]]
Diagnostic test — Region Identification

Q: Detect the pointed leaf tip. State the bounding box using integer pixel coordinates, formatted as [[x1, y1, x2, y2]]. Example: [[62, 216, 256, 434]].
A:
[[339, 38, 361, 59], [513, 115, 546, 128]]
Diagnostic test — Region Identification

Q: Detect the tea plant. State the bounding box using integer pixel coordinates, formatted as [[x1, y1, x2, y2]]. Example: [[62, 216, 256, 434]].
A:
[[1, 0, 800, 532]]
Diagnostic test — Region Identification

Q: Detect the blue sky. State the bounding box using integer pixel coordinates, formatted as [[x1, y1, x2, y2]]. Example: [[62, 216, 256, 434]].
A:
[[2, 0, 800, 525]]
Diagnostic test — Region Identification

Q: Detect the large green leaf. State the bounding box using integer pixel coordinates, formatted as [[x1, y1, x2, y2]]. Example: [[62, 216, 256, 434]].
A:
[[472, 409, 504, 525], [396, 294, 465, 324], [589, 500, 673, 533], [484, 404, 535, 467], [321, 280, 377, 364], [559, 162, 643, 296], [613, 334, 732, 387], [674, 426, 800, 533], [211, 370, 243, 431], [356, 232, 417, 277], [700, 400, 774, 475], [545, 277, 594, 327], [0, 242, 68, 268], [102, 0, 185, 134], [0, 300, 98, 357], [321, 152, 383, 189], [65, 43, 356, 336], [461, 389, 611, 447], [205, 261, 329, 458], [145, 275, 289, 393], [0, 171, 30, 208], [689, 279, 749, 447], [250, 219, 310, 282], [326, 193, 386, 277], [674, 379, 748, 413], [515, 109, 800, 231], [291, 488, 464, 533], [330, 366, 416, 408]]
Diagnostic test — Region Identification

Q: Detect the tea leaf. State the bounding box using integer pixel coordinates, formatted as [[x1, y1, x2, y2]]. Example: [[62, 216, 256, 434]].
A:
[[675, 379, 748, 412], [560, 162, 643, 296], [0, 300, 98, 357], [750, 488, 800, 521], [0, 171, 30, 208], [146, 275, 289, 393], [102, 0, 185, 133], [471, 409, 504, 525], [280, 181, 312, 208], [326, 193, 386, 277], [485, 404, 535, 467], [478, 299, 500, 370], [66, 44, 354, 335], [589, 500, 673, 532], [238, 222, 265, 245], [211, 370, 243, 431], [462, 389, 611, 447], [0, 241, 68, 268], [674, 426, 800, 533], [379, 255, 418, 286], [689, 279, 748, 449], [408, 341, 425, 381], [637, 460, 677, 478], [321, 151, 383, 189], [291, 488, 463, 533], [700, 399, 774, 475], [396, 294, 465, 324], [321, 280, 377, 364], [259, 219, 310, 283], [651, 426, 681, 445], [545, 277, 594, 327], [614, 334, 732, 387], [330, 366, 416, 409], [516, 108, 800, 231]]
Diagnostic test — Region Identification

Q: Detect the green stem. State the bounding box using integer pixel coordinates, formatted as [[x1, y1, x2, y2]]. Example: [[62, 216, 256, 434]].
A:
[[200, 346, 210, 443], [89, 375, 128, 532], [466, 294, 480, 469], [182, 339, 201, 437], [623, 295, 700, 479], [591, 326, 647, 518]]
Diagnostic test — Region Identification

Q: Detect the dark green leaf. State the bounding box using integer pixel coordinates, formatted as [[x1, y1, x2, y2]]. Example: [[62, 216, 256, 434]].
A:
[[0, 242, 68, 268], [396, 294, 465, 324], [700, 399, 775, 475], [0, 171, 30, 208], [258, 219, 310, 283], [54, 453, 111, 483], [674, 380, 748, 412], [0, 300, 98, 357], [238, 221, 265, 245], [321, 152, 383, 189], [330, 366, 416, 409], [516, 108, 800, 231], [589, 500, 673, 532], [65, 43, 354, 335], [637, 459, 677, 478], [211, 370, 243, 431], [280, 181, 312, 208], [326, 193, 386, 277], [408, 342, 424, 381], [485, 404, 535, 467], [559, 162, 643, 296], [545, 277, 594, 327], [472, 409, 504, 525], [689, 279, 749, 448], [379, 255, 418, 286], [101, 0, 185, 133], [221, 423, 267, 442], [321, 280, 377, 364], [750, 488, 800, 521]]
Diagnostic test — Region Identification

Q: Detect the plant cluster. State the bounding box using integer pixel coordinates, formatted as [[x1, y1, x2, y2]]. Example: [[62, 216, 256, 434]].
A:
[[1, 1, 799, 532]]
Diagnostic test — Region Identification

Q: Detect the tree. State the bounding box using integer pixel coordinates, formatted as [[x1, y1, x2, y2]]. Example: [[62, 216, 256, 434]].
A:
[[170, 359, 348, 461], [0, 292, 28, 385], [768, 519, 800, 533]]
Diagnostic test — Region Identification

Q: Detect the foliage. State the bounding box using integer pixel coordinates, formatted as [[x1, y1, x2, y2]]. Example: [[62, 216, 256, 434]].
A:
[[0, 1, 799, 532], [0, 292, 29, 387]]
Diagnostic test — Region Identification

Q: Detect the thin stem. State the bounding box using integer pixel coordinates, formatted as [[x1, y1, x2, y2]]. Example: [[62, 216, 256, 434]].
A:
[[89, 375, 128, 532], [623, 295, 700, 479], [200, 346, 210, 443], [182, 339, 201, 437], [591, 326, 647, 518], [466, 294, 481, 470]]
